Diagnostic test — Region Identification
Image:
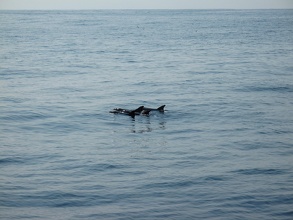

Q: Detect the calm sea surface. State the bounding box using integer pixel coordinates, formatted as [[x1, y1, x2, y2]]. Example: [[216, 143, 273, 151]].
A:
[[1, 10, 293, 219]]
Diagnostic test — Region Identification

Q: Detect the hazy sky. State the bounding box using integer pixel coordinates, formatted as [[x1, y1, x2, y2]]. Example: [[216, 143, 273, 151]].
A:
[[0, 0, 293, 10]]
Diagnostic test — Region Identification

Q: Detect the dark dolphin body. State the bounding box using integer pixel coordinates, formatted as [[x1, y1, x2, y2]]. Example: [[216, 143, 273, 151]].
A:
[[110, 106, 145, 118], [110, 105, 165, 118], [143, 105, 165, 112]]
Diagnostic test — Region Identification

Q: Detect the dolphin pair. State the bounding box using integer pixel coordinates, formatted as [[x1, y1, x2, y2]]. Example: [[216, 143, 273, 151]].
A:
[[110, 105, 165, 118]]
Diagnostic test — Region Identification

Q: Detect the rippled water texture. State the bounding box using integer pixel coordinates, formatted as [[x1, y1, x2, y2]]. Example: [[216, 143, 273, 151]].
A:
[[1, 10, 293, 219]]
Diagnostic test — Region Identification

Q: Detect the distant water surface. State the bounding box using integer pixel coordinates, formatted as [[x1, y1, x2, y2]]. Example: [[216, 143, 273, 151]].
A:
[[1, 10, 293, 220]]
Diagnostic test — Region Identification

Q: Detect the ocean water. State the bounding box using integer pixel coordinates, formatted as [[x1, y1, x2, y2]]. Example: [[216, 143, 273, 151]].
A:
[[1, 10, 293, 219]]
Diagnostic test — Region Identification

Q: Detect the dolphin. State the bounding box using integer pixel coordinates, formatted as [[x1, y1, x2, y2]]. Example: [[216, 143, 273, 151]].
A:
[[143, 105, 165, 113], [110, 106, 145, 118]]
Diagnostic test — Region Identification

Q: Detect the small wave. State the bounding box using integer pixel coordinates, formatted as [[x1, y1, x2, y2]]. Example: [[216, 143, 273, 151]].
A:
[[0, 157, 25, 165], [238, 85, 293, 93], [273, 210, 293, 218], [87, 163, 127, 172], [231, 168, 286, 176], [0, 111, 51, 122], [141, 179, 195, 190], [1, 97, 29, 104], [203, 175, 229, 181]]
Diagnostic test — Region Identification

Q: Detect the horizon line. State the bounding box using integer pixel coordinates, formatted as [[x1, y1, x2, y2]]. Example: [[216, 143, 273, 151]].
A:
[[1, 8, 292, 10]]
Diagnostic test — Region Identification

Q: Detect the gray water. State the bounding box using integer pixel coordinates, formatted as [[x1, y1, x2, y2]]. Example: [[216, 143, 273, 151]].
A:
[[1, 10, 293, 219]]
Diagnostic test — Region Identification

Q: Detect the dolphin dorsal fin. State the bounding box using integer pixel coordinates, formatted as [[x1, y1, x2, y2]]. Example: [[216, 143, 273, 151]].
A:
[[157, 105, 165, 111], [134, 106, 144, 113]]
